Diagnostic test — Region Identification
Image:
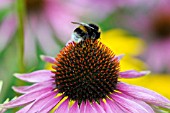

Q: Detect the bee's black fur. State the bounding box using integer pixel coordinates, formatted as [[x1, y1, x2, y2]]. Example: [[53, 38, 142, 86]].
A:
[[73, 23, 100, 42]]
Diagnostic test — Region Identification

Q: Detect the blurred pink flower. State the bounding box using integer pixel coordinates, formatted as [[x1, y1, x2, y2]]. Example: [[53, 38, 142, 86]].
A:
[[1, 39, 170, 112], [0, 0, 80, 63], [0, 0, 155, 64], [114, 0, 170, 73], [142, 1, 170, 73]]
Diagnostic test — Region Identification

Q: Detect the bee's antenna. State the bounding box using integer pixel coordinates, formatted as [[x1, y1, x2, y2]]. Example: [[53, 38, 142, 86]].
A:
[[71, 22, 81, 25]]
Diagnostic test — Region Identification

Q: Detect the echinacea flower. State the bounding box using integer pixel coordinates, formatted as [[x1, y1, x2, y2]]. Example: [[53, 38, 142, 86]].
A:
[[112, 0, 170, 73], [1, 39, 170, 113]]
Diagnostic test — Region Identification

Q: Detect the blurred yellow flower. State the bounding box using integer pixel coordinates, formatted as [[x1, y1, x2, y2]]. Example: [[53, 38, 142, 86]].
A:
[[101, 29, 142, 55], [101, 29, 146, 71], [121, 75, 170, 99]]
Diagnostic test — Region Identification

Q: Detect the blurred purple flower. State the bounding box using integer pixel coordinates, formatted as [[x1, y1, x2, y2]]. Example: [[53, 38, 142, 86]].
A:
[[115, 0, 170, 73], [1, 40, 170, 112], [142, 1, 170, 73]]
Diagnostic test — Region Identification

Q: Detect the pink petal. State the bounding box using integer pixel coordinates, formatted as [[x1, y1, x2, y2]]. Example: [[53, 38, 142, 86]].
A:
[[117, 82, 170, 109], [85, 101, 97, 113], [27, 91, 57, 113], [100, 99, 113, 113], [119, 70, 150, 78], [0, 14, 17, 52], [45, 1, 78, 43], [16, 103, 34, 113], [3, 87, 52, 108], [145, 38, 170, 72], [31, 17, 60, 56], [38, 95, 63, 112], [80, 101, 86, 113], [12, 80, 53, 94], [111, 93, 151, 113], [0, 108, 6, 113], [69, 101, 80, 113], [92, 101, 106, 113], [54, 98, 69, 113], [116, 93, 154, 113], [0, 0, 13, 9], [14, 70, 54, 83], [24, 23, 37, 65], [151, 105, 166, 113], [40, 55, 56, 64], [105, 98, 124, 113]]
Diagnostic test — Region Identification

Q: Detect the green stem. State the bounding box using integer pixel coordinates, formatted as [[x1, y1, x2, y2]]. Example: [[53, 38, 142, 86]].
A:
[[16, 0, 25, 72]]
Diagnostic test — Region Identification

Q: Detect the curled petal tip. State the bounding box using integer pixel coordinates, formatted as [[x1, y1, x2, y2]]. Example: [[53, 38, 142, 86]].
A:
[[119, 70, 150, 78], [40, 55, 56, 64], [13, 73, 21, 77], [11, 86, 15, 89], [11, 86, 17, 91], [117, 54, 125, 61], [40, 55, 45, 60], [141, 71, 151, 75], [0, 98, 11, 113]]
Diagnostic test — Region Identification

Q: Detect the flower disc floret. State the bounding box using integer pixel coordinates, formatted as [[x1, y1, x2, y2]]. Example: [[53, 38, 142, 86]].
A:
[[53, 39, 119, 103]]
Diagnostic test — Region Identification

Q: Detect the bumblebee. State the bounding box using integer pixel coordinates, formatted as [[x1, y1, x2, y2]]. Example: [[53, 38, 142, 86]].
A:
[[71, 22, 101, 43]]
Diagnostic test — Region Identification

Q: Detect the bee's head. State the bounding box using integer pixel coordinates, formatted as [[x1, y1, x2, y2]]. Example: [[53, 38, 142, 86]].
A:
[[71, 22, 101, 43]]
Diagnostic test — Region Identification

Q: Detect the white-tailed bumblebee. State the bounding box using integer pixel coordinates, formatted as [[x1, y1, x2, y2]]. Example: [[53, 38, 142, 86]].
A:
[[71, 22, 101, 43]]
